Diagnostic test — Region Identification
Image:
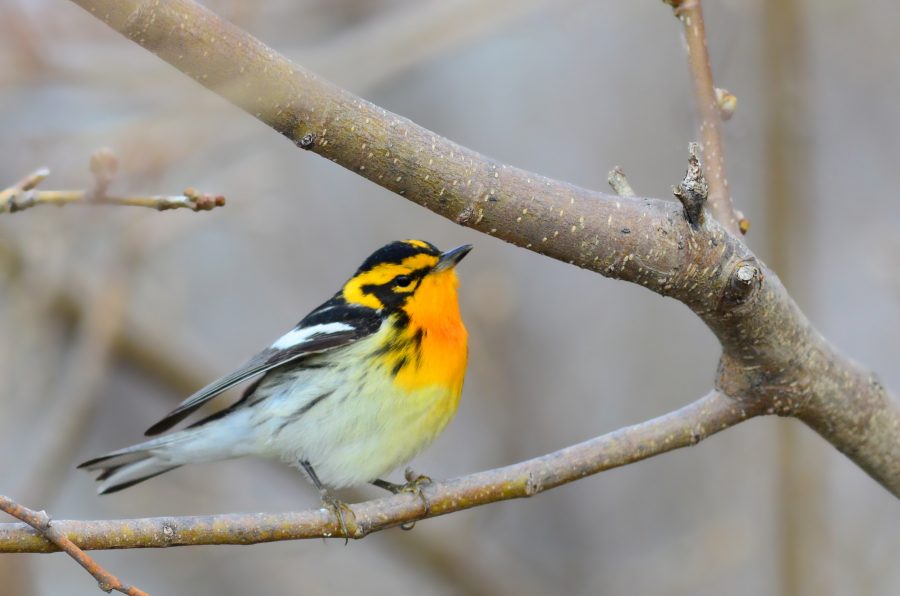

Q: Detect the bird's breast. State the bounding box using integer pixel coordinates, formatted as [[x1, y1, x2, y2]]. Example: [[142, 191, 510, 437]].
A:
[[386, 272, 468, 400]]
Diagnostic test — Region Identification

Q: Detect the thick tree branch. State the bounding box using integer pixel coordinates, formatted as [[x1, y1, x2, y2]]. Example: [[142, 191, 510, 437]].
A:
[[0, 496, 148, 594], [64, 0, 900, 495], [0, 391, 758, 553]]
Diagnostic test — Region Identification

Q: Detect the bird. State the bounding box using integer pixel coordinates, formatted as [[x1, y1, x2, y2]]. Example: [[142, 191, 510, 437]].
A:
[[79, 239, 471, 530]]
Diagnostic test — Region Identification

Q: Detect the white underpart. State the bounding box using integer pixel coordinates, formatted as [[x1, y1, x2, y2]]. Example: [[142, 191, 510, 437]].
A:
[[249, 326, 460, 488], [270, 322, 354, 349], [89, 322, 461, 492]]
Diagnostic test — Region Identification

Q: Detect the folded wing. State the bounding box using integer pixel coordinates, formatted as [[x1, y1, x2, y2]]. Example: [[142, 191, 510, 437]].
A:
[[144, 305, 381, 436]]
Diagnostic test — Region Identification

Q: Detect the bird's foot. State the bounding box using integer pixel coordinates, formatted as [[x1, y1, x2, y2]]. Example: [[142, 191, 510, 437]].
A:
[[319, 490, 354, 544], [372, 468, 433, 530]]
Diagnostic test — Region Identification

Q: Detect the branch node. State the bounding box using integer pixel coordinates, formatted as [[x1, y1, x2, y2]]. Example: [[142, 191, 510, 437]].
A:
[[607, 166, 636, 197], [721, 260, 762, 307], [524, 472, 542, 496], [89, 148, 119, 198], [0, 168, 50, 213], [663, 0, 698, 17], [455, 204, 476, 225], [715, 87, 737, 121], [297, 132, 316, 149], [672, 142, 708, 228], [735, 209, 750, 235], [0, 495, 148, 595]]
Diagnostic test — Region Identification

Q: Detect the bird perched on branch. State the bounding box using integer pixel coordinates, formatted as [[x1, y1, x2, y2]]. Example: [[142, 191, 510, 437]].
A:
[[80, 239, 471, 532]]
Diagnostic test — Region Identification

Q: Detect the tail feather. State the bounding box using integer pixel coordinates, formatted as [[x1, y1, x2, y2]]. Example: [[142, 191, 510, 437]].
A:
[[98, 462, 180, 494], [79, 408, 255, 494], [79, 434, 191, 494]]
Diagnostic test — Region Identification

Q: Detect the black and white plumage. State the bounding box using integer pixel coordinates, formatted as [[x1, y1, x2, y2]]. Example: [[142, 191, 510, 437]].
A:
[[144, 301, 382, 436], [79, 240, 471, 496]]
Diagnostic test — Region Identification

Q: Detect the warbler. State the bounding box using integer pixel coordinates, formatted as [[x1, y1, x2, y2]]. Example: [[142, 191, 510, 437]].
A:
[[80, 239, 471, 515]]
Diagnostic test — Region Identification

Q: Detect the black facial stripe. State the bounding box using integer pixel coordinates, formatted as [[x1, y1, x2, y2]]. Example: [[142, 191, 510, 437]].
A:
[[359, 268, 429, 311]]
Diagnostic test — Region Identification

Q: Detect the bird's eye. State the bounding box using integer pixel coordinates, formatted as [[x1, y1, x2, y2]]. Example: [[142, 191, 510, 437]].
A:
[[394, 275, 414, 288]]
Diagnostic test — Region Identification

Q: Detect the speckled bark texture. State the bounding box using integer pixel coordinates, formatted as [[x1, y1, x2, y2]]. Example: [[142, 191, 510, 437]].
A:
[[11, 0, 891, 552], [0, 391, 754, 551]]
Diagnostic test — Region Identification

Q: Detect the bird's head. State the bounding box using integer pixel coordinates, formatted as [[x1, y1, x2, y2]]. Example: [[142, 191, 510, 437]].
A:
[[341, 240, 472, 313]]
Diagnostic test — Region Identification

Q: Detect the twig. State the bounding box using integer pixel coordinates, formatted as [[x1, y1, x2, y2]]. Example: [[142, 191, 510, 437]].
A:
[[664, 0, 740, 235], [0, 168, 51, 206], [2, 188, 225, 213], [673, 142, 709, 227], [607, 166, 636, 197], [0, 391, 761, 552], [0, 496, 149, 595], [0, 150, 225, 214]]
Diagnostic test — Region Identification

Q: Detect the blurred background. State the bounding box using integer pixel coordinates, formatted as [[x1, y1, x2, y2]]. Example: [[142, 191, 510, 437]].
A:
[[1, 0, 899, 594]]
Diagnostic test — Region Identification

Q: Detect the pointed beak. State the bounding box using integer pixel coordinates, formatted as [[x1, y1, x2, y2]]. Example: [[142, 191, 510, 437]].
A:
[[434, 244, 473, 272]]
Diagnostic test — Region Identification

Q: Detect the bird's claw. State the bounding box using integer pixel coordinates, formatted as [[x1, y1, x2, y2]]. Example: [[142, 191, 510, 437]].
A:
[[372, 468, 434, 530], [401, 467, 433, 509], [399, 468, 433, 530], [320, 491, 354, 544]]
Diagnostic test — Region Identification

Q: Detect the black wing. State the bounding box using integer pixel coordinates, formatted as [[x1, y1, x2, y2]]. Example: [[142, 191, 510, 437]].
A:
[[144, 301, 381, 436]]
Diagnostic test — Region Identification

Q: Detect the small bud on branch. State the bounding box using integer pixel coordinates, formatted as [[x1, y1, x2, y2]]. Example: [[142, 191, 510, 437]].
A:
[[673, 142, 709, 228]]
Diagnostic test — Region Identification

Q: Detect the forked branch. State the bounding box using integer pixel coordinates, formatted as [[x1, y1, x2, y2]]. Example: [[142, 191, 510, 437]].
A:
[[0, 496, 148, 594]]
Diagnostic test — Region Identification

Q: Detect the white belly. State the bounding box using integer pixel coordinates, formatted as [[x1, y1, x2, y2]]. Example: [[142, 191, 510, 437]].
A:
[[245, 339, 459, 488]]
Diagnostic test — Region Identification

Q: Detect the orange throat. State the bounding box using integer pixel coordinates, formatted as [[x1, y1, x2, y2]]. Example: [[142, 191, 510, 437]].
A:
[[390, 269, 468, 395]]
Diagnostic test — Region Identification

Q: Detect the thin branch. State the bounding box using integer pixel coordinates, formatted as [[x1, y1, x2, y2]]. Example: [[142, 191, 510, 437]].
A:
[[1, 150, 225, 214], [665, 0, 740, 234], [0, 496, 148, 595], [3, 188, 225, 213], [1, 391, 759, 552], [0, 168, 50, 205]]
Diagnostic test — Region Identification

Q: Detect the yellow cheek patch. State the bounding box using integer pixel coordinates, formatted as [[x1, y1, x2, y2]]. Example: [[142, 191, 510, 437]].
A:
[[342, 281, 384, 309], [342, 253, 439, 309]]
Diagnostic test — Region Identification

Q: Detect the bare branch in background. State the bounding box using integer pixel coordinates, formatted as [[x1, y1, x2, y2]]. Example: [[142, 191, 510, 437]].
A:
[[0, 496, 148, 595], [0, 391, 759, 552], [0, 149, 225, 214], [664, 0, 739, 234]]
